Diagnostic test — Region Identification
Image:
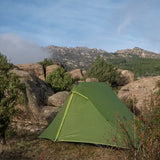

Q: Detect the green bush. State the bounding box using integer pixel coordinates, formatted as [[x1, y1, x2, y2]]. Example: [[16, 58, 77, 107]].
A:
[[86, 56, 120, 87], [0, 53, 26, 144], [46, 67, 73, 92]]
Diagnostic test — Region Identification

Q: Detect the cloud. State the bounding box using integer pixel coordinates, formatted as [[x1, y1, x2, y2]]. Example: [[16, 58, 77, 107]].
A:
[[118, 15, 132, 34], [0, 33, 49, 64]]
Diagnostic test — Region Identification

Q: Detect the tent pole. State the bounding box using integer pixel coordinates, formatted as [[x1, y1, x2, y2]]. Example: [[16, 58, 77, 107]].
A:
[[55, 93, 74, 141]]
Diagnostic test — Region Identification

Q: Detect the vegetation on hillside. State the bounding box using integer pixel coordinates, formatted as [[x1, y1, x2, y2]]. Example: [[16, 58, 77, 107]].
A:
[[46, 67, 73, 92], [108, 57, 160, 77], [86, 56, 120, 87], [0, 53, 26, 144]]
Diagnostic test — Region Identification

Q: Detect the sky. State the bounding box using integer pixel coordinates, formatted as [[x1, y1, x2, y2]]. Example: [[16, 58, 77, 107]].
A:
[[0, 0, 160, 64]]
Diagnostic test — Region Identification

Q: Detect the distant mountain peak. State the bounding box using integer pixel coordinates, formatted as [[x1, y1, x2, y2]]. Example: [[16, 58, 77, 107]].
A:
[[133, 46, 143, 50], [116, 47, 159, 58]]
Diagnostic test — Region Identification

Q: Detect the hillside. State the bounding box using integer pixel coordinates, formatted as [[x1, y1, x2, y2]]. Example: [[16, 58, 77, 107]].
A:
[[46, 45, 114, 70], [108, 58, 160, 77], [45, 46, 160, 74]]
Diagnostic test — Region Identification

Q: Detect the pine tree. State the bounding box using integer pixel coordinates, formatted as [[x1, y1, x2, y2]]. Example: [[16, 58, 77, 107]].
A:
[[0, 53, 25, 144], [86, 56, 120, 87]]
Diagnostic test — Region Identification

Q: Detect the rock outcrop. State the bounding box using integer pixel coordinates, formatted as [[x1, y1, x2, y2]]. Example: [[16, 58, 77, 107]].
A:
[[10, 68, 58, 135], [11, 68, 54, 117], [85, 78, 99, 82], [46, 64, 61, 77], [41, 106, 60, 123], [118, 76, 160, 113], [48, 91, 69, 107], [118, 69, 134, 86], [69, 69, 83, 80], [82, 70, 86, 77], [16, 63, 45, 80], [116, 47, 160, 59]]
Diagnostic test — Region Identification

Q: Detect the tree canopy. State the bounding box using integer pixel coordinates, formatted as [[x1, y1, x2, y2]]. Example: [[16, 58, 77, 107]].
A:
[[86, 56, 120, 87]]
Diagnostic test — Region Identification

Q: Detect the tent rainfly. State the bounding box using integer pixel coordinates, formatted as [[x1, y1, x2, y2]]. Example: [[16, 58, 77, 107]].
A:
[[39, 82, 137, 148]]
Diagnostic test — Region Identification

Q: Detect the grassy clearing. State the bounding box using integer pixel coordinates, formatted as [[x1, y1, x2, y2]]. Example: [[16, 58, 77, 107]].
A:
[[0, 138, 126, 160]]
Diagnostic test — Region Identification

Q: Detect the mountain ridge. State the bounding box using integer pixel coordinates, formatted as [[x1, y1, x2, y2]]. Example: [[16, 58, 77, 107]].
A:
[[115, 47, 159, 58], [45, 45, 160, 70]]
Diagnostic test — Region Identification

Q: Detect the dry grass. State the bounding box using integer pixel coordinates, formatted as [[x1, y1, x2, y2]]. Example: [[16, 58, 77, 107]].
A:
[[122, 80, 160, 160], [0, 138, 126, 160]]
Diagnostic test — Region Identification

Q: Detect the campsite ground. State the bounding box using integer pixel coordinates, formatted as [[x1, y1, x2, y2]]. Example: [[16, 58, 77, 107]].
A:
[[0, 136, 127, 160]]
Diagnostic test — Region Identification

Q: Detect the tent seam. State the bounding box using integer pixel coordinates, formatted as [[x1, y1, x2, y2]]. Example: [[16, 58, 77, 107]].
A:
[[72, 91, 88, 100], [55, 93, 74, 141]]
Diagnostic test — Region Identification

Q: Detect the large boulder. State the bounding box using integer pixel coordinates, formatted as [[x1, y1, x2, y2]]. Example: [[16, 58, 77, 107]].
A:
[[118, 69, 134, 86], [69, 69, 83, 80], [48, 91, 69, 107], [82, 70, 86, 77], [11, 68, 54, 117], [41, 106, 60, 123], [16, 63, 45, 80], [118, 76, 160, 113], [10, 68, 57, 135], [46, 64, 61, 77], [85, 78, 99, 82]]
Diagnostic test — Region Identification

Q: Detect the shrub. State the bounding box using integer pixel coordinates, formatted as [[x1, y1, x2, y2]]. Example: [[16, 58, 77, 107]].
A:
[[86, 56, 120, 87], [46, 67, 73, 92], [123, 82, 160, 159], [135, 82, 160, 160], [0, 53, 26, 144]]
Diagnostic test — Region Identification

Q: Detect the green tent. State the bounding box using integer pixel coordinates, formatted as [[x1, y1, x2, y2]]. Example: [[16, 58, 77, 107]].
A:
[[39, 82, 137, 148]]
